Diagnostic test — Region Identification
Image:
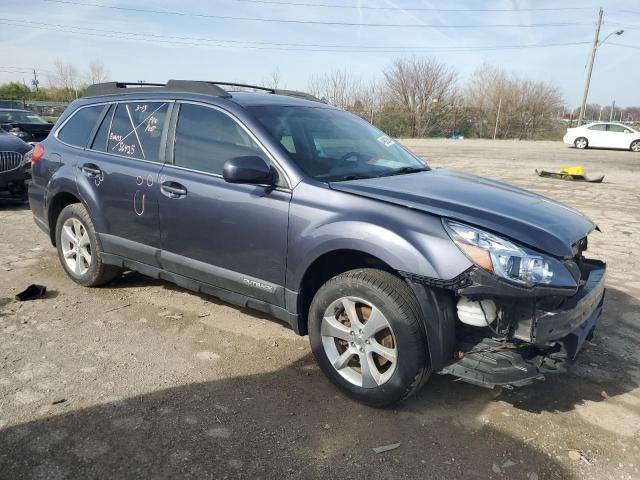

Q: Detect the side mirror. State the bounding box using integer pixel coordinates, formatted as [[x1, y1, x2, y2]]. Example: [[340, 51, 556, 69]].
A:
[[223, 155, 276, 186]]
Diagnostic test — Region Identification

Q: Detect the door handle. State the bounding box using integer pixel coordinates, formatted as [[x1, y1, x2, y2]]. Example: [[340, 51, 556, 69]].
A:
[[81, 163, 101, 178], [161, 181, 187, 198]]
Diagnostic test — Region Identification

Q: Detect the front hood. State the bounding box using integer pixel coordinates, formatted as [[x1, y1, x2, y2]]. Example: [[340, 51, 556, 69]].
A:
[[329, 169, 595, 258]]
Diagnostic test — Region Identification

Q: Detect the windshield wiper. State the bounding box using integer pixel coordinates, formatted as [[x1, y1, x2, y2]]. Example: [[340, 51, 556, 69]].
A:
[[378, 166, 430, 177], [326, 173, 376, 182]]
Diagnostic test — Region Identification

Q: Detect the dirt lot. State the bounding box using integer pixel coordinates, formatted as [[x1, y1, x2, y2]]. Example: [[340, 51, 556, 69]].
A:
[[1, 139, 639, 480]]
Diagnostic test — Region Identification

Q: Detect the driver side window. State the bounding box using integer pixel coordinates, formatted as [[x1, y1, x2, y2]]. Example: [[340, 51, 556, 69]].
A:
[[174, 104, 264, 175]]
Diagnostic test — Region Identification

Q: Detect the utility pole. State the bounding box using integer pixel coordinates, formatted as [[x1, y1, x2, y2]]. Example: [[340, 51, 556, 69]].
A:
[[609, 100, 615, 122], [578, 8, 603, 127], [577, 10, 624, 126], [493, 96, 502, 140], [31, 69, 39, 92]]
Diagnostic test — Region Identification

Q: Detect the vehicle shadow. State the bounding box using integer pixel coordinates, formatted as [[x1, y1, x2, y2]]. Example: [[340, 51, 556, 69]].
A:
[[109, 271, 639, 417], [0, 356, 572, 480]]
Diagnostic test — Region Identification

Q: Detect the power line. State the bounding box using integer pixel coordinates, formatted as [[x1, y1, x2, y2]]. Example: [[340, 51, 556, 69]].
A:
[[234, 0, 591, 12], [609, 42, 640, 49], [42, 0, 588, 29], [0, 18, 592, 54]]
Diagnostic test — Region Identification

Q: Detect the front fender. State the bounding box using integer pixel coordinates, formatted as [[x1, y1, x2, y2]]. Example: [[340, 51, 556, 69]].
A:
[[286, 182, 472, 291]]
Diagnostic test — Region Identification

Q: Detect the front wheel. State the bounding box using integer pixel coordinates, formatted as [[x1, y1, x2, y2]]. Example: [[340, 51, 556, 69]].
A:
[[630, 140, 640, 152], [574, 137, 588, 149], [308, 269, 429, 407]]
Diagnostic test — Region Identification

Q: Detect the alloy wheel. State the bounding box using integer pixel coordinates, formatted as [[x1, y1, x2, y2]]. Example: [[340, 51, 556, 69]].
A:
[[575, 138, 587, 149], [321, 296, 397, 388], [60, 218, 92, 276]]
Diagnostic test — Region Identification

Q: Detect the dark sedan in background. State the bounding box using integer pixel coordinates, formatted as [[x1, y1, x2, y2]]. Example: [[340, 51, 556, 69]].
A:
[[0, 108, 53, 143], [0, 131, 32, 200]]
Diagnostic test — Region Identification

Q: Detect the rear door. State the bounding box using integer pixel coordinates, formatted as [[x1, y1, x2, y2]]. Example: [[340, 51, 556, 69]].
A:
[[585, 124, 607, 147], [157, 102, 291, 306], [77, 100, 172, 265]]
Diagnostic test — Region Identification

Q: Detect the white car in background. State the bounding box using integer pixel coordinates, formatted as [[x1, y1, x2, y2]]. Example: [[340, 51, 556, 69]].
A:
[[564, 122, 640, 152]]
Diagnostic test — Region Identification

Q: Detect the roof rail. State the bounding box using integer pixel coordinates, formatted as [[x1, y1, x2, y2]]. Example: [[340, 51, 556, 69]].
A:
[[83, 79, 324, 103], [204, 81, 325, 103], [209, 82, 275, 93], [84, 80, 231, 98]]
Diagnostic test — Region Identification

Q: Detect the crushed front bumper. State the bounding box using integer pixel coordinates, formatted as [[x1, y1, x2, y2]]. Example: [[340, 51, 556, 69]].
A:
[[441, 260, 606, 388]]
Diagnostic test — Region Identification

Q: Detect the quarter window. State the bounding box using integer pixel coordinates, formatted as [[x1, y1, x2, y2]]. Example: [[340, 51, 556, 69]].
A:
[[90, 104, 114, 152], [174, 103, 263, 175], [107, 102, 169, 161], [57, 105, 104, 147]]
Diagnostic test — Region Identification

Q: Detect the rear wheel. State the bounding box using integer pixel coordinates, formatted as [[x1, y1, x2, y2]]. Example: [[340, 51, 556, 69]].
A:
[[630, 140, 640, 152], [574, 137, 588, 149], [55, 204, 120, 287], [308, 268, 429, 407]]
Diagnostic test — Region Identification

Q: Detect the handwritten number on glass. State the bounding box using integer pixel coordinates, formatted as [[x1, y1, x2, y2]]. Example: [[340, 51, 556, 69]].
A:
[[110, 103, 166, 159]]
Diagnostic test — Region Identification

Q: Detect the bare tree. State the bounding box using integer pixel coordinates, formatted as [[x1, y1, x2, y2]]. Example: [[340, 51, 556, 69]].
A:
[[383, 56, 458, 137], [464, 64, 563, 139], [307, 70, 362, 109], [352, 79, 380, 123], [263, 69, 282, 89], [87, 60, 109, 85], [47, 59, 81, 101]]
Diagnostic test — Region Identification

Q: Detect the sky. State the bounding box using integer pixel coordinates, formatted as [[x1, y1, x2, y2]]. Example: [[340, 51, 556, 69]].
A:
[[2, 0, 639, 107]]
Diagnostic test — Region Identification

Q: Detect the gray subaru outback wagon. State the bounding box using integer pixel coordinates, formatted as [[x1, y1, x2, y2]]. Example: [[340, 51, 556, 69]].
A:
[[29, 80, 606, 406]]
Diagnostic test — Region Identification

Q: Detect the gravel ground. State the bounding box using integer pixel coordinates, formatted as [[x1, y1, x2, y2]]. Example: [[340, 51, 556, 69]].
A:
[[1, 139, 639, 480]]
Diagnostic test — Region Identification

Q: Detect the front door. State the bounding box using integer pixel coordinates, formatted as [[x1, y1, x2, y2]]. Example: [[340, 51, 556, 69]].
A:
[[606, 123, 632, 149], [158, 102, 290, 306], [77, 100, 172, 266]]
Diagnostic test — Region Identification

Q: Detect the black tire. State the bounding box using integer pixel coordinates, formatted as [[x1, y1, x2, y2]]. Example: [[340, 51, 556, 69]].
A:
[[55, 203, 120, 287], [630, 140, 640, 152], [574, 137, 588, 149], [308, 268, 429, 407]]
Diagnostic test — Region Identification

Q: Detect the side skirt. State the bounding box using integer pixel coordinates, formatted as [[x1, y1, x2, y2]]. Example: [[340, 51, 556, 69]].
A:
[[101, 252, 302, 334]]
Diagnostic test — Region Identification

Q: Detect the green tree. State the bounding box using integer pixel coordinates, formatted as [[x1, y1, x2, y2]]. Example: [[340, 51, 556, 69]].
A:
[[0, 82, 31, 100]]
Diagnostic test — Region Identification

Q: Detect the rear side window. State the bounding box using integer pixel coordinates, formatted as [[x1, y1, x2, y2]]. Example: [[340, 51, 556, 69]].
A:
[[173, 103, 263, 175], [57, 105, 104, 147], [107, 102, 169, 161], [588, 124, 606, 131]]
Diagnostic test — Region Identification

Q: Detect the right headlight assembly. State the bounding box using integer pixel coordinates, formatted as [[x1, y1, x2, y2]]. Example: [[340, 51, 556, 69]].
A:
[[443, 219, 577, 288]]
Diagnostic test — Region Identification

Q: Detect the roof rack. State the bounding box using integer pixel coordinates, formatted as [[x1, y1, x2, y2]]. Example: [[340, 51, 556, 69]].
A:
[[83, 80, 324, 103]]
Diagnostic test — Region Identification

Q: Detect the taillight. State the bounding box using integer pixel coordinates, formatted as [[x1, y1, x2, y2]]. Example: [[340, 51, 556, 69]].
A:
[[31, 143, 45, 163]]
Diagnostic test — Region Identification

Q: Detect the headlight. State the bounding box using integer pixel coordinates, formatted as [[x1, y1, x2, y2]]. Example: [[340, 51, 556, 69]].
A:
[[443, 219, 576, 288]]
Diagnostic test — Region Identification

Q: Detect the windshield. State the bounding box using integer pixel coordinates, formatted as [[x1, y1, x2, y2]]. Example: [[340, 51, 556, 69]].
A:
[[248, 105, 427, 181], [0, 110, 47, 124]]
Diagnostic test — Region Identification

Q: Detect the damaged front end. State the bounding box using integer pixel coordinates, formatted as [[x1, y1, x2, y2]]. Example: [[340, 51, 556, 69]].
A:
[[407, 221, 607, 389], [442, 257, 605, 388]]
